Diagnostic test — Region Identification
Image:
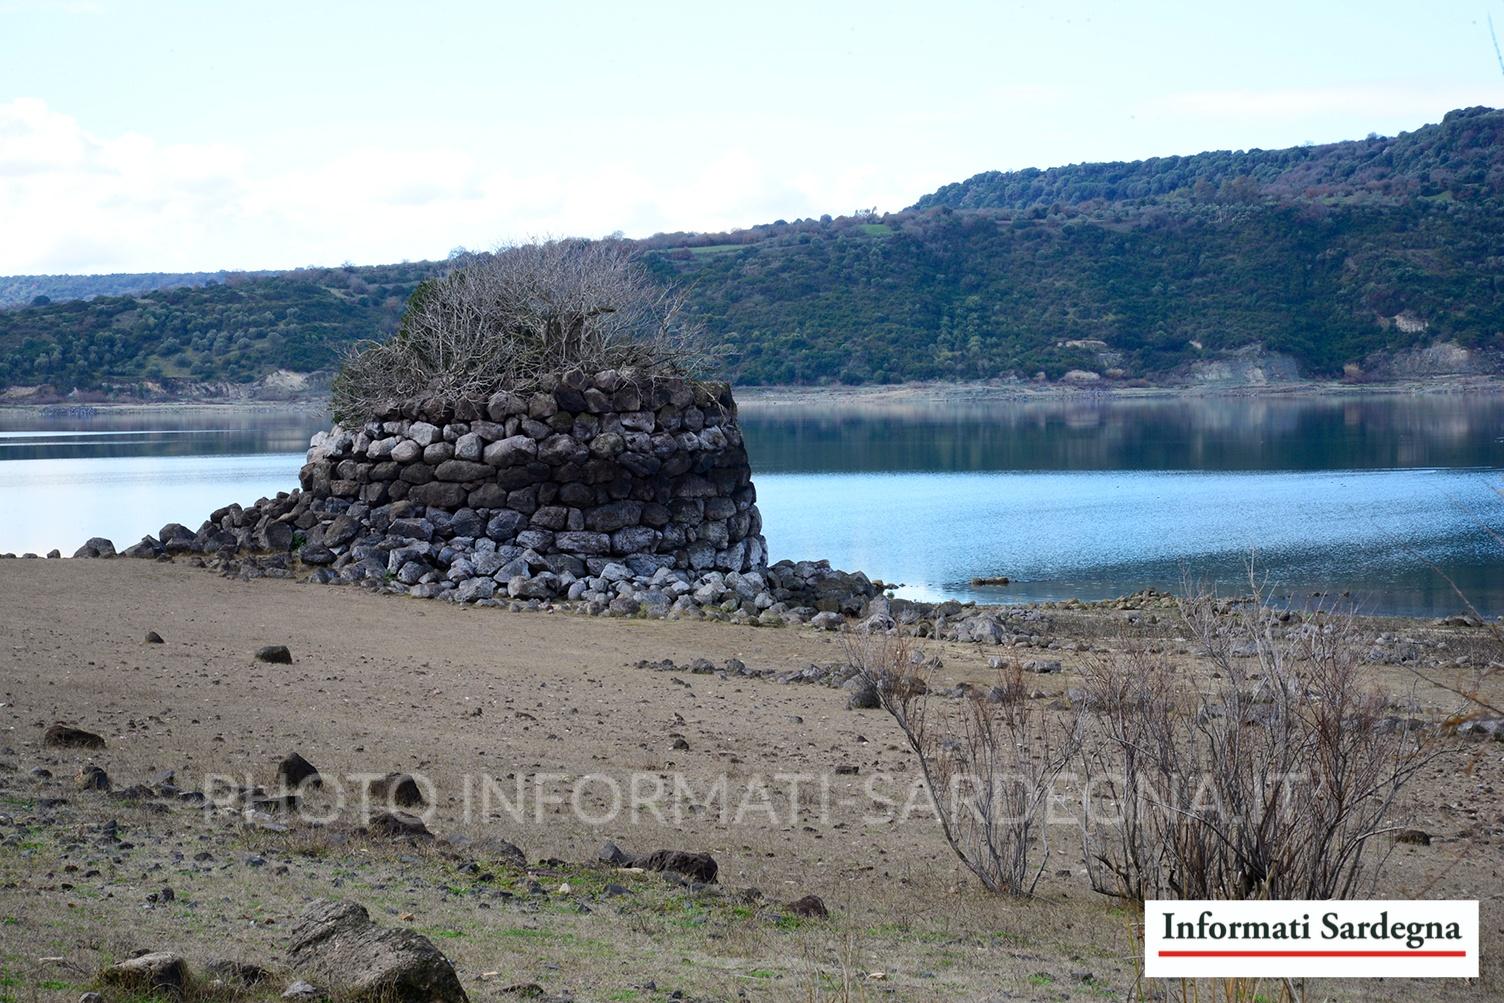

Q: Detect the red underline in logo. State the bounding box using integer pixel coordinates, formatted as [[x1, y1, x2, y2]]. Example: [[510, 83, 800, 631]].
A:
[[1158, 950, 1466, 958]]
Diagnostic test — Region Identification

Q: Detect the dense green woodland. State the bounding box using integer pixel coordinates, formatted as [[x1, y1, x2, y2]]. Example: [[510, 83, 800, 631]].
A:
[[3, 107, 1501, 393]]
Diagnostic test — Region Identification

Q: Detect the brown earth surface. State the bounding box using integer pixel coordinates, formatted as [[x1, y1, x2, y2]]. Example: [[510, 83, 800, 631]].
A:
[[0, 559, 1500, 1001]]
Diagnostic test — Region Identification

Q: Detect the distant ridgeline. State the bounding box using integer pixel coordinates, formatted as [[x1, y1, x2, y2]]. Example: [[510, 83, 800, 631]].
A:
[[3, 106, 1502, 395]]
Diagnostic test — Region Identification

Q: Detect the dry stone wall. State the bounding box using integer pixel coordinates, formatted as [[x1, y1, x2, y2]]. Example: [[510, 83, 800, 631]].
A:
[[299, 370, 765, 578]]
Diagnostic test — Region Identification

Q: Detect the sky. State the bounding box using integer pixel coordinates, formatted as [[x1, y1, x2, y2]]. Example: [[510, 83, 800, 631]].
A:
[[1, 0, 1502, 275]]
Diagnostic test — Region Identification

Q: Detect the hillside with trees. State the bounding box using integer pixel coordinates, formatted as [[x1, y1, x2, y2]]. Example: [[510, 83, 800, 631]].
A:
[[2, 108, 1501, 397], [913, 105, 1504, 211], [0, 263, 434, 394], [0, 270, 281, 310]]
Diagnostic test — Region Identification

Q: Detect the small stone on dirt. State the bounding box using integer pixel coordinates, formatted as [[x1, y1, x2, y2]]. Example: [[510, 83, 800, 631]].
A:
[[787, 894, 829, 919], [281, 980, 325, 1001], [75, 765, 111, 792], [255, 644, 293, 664], [368, 810, 432, 840]]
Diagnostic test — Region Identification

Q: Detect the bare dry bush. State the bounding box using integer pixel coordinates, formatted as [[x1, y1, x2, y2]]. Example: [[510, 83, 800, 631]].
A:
[[332, 239, 714, 423], [845, 632, 1082, 896], [1080, 585, 1443, 902]]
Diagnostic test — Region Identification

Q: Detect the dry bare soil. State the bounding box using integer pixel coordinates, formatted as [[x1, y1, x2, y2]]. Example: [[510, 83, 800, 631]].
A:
[[0, 561, 1500, 1002]]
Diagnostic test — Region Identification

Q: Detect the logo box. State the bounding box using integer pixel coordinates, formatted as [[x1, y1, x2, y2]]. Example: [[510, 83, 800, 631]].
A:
[[1145, 900, 1478, 979]]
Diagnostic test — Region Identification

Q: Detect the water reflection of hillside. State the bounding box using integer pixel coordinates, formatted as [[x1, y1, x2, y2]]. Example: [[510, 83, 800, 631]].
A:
[[740, 395, 1504, 473], [0, 408, 327, 461]]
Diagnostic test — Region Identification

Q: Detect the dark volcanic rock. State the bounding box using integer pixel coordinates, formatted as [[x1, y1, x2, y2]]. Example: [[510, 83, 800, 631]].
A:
[[632, 849, 718, 883], [366, 772, 425, 807], [787, 894, 829, 918], [368, 810, 432, 839], [255, 644, 294, 664], [75, 765, 111, 792], [204, 960, 273, 987], [44, 724, 106, 749], [597, 840, 632, 866], [277, 751, 322, 790], [287, 900, 466, 1003], [73, 537, 116, 559]]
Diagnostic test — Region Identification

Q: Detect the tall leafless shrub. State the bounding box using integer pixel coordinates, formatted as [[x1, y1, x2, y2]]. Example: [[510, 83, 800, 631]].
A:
[[331, 239, 714, 424], [845, 632, 1082, 896], [1080, 583, 1443, 902]]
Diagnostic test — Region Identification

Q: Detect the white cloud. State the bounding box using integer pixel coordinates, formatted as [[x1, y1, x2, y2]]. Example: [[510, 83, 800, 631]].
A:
[[0, 98, 900, 274]]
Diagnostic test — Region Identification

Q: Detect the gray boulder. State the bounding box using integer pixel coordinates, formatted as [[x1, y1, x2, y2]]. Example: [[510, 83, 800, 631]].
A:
[[810, 611, 844, 631], [482, 435, 537, 466], [287, 900, 466, 1003], [73, 537, 116, 558], [102, 952, 187, 998]]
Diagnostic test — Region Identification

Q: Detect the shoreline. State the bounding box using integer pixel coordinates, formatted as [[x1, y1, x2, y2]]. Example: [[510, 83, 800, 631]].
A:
[[1, 374, 1502, 414]]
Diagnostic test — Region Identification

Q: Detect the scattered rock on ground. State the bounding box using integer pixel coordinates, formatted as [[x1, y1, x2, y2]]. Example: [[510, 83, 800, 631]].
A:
[[844, 677, 881, 710], [144, 630, 164, 644], [204, 960, 273, 987], [287, 900, 467, 1003], [631, 849, 718, 883], [277, 751, 322, 789], [787, 894, 829, 919], [1457, 718, 1504, 742], [598, 841, 632, 866], [75, 765, 111, 792], [367, 772, 425, 807], [255, 644, 293, 664], [43, 724, 106, 749], [101, 952, 187, 998], [73, 537, 116, 559], [367, 810, 432, 840]]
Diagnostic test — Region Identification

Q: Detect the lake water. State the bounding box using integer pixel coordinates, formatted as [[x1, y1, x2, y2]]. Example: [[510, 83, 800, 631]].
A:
[[1, 393, 1500, 617]]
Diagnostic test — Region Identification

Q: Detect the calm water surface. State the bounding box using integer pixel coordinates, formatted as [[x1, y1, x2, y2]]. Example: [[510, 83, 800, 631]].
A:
[[1, 394, 1500, 616]]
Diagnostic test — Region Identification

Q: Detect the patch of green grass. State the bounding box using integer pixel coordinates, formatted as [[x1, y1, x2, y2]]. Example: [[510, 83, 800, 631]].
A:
[[685, 244, 744, 256], [859, 223, 892, 236], [1028, 972, 1056, 986], [38, 980, 74, 991], [493, 926, 551, 940], [745, 968, 777, 979], [605, 992, 639, 1002]]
